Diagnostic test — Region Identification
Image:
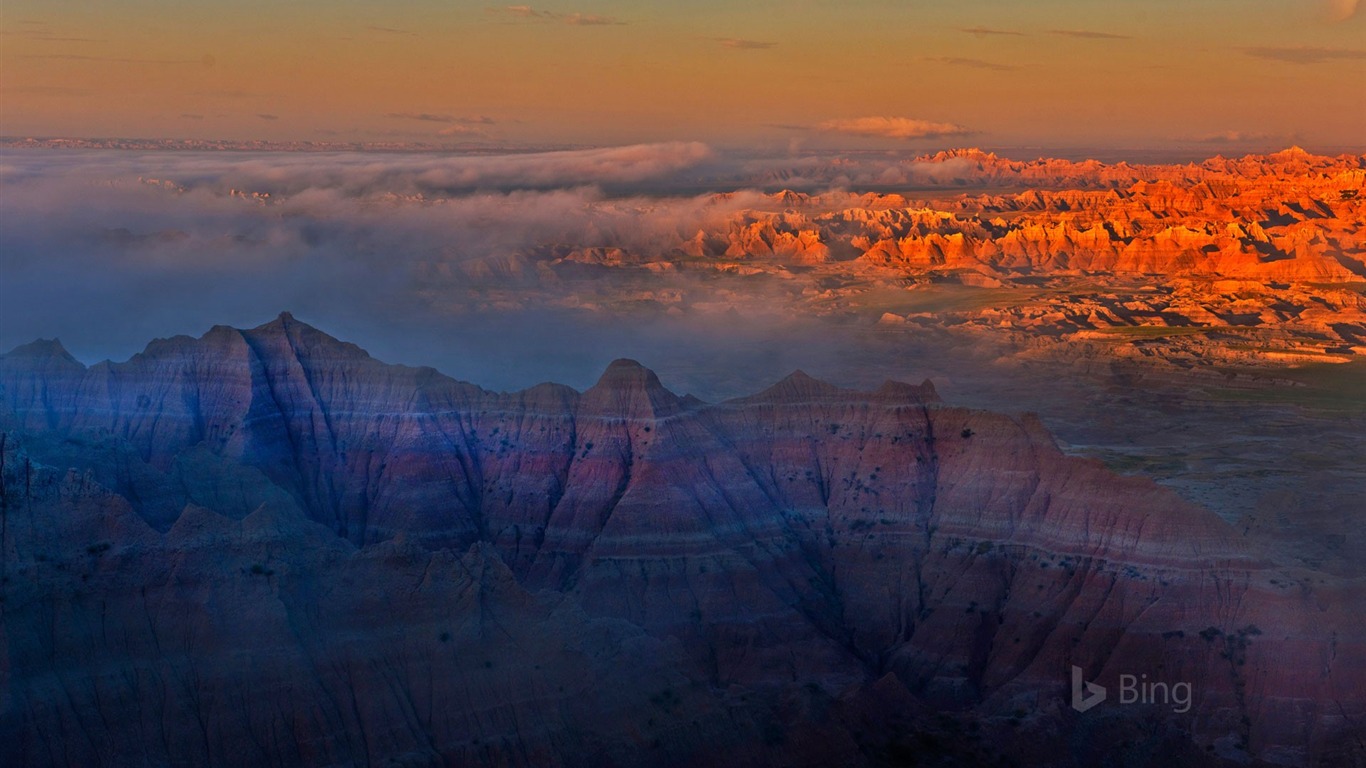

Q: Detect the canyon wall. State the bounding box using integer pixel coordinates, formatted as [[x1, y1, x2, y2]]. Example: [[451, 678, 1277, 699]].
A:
[[1, 315, 1362, 766]]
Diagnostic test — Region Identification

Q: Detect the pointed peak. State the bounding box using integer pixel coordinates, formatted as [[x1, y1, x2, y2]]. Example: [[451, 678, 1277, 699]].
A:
[[770, 189, 811, 207], [253, 311, 304, 331], [780, 369, 837, 387], [583, 359, 682, 418], [741, 369, 844, 404], [3, 338, 82, 367], [875, 377, 941, 404], [919, 378, 939, 401], [243, 312, 372, 361], [1269, 146, 1313, 161], [249, 311, 334, 339], [590, 359, 667, 392], [680, 393, 707, 409]]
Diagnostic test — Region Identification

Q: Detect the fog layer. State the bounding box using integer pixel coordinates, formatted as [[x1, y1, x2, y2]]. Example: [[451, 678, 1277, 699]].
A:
[[1, 146, 930, 395]]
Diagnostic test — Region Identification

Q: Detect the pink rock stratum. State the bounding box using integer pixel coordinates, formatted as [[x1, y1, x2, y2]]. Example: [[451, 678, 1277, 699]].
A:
[[0, 314, 1362, 766]]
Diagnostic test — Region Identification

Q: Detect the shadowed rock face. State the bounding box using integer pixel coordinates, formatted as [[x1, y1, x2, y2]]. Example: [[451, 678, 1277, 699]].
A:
[[0, 315, 1362, 767]]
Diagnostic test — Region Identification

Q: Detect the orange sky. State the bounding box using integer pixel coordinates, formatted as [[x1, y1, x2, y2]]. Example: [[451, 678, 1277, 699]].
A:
[[1, 1, 1363, 150]]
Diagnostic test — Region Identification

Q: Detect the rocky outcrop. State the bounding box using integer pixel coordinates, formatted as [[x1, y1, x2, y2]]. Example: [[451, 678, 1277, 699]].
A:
[[420, 149, 1366, 369], [750, 160, 1365, 282], [1, 317, 1362, 766]]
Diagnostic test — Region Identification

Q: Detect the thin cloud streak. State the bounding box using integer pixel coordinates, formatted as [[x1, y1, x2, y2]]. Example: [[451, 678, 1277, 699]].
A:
[[21, 54, 201, 65], [715, 38, 776, 50], [2, 85, 93, 96], [816, 117, 972, 140], [382, 113, 498, 138], [488, 6, 623, 25], [1192, 130, 1289, 144], [386, 113, 497, 125], [961, 27, 1025, 37], [387, 113, 457, 123], [561, 13, 621, 26], [366, 25, 417, 36], [437, 125, 487, 137], [1049, 29, 1131, 40], [921, 56, 1018, 72], [1, 22, 105, 42], [1, 32, 105, 42], [1243, 46, 1366, 63]]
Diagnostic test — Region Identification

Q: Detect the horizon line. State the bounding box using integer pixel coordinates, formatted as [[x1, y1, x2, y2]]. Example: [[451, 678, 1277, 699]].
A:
[[3, 135, 1363, 159]]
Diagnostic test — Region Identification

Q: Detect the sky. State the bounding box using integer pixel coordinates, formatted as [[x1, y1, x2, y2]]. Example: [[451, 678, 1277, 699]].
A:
[[1, 0, 1363, 151]]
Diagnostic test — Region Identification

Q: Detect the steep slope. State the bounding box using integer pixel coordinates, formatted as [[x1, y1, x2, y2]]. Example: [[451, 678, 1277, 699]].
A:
[[0, 317, 1362, 766]]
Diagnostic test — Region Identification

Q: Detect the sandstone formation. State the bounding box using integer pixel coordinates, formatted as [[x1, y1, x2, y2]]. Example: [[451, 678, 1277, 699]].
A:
[[400, 148, 1363, 369], [1, 316, 1362, 766]]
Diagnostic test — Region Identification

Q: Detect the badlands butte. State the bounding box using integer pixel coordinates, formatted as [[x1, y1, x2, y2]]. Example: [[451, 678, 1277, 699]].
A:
[[433, 146, 1366, 369], [0, 314, 1363, 767]]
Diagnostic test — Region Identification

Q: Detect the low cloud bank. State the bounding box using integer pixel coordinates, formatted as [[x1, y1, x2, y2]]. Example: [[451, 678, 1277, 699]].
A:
[[0, 146, 841, 393], [0, 141, 1133, 394], [20, 141, 718, 197]]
